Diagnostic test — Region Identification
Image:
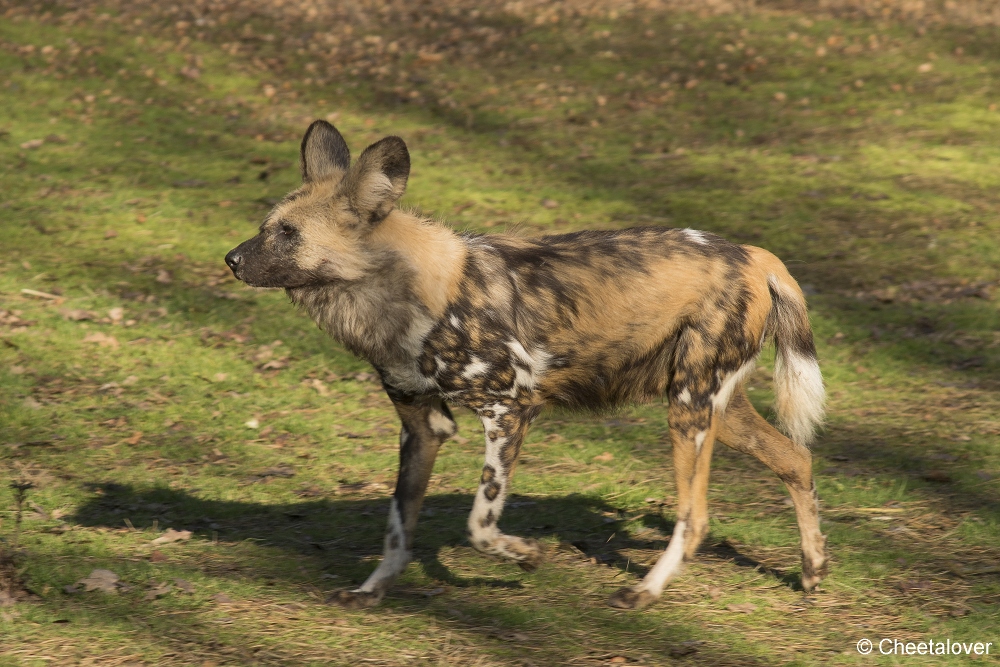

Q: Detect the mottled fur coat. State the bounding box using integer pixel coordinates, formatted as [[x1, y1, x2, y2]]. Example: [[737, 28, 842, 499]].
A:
[[226, 121, 827, 609]]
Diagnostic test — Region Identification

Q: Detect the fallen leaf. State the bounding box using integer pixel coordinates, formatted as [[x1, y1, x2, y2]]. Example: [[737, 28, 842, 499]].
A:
[[917, 62, 933, 73], [77, 569, 120, 594], [62, 309, 97, 321], [126, 432, 143, 445], [108, 307, 124, 323], [592, 452, 614, 462], [82, 332, 120, 349], [151, 528, 192, 545], [104, 229, 118, 239], [245, 418, 260, 429], [540, 198, 559, 209], [305, 378, 329, 396], [20, 139, 44, 149], [417, 50, 443, 63], [144, 582, 173, 600], [708, 586, 723, 600], [150, 550, 168, 563], [173, 578, 195, 593], [156, 269, 172, 284]]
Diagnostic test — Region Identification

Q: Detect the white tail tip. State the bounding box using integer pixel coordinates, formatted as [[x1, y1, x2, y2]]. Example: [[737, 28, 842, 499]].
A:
[[774, 349, 825, 446]]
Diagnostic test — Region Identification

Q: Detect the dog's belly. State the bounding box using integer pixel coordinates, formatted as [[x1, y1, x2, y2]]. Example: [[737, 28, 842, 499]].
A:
[[534, 336, 677, 411], [421, 333, 677, 413]]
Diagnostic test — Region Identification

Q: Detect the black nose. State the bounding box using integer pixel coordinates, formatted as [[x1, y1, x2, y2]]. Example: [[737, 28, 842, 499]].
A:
[[225, 249, 242, 272]]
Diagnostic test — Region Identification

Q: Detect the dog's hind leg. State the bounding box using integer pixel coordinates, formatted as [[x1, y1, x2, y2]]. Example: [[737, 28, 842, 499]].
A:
[[330, 394, 456, 609], [466, 401, 545, 571], [609, 398, 718, 609], [718, 388, 827, 591]]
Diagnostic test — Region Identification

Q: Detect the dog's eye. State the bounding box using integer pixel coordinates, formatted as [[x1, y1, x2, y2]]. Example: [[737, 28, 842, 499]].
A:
[[280, 223, 296, 236]]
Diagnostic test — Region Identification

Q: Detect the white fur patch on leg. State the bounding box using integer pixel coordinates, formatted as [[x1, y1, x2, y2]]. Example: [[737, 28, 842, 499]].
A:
[[466, 404, 541, 567], [427, 409, 456, 438], [710, 361, 755, 416], [505, 340, 551, 392], [467, 485, 502, 545], [467, 408, 508, 551], [677, 387, 692, 405], [461, 356, 490, 379], [358, 499, 410, 593], [636, 520, 687, 596]]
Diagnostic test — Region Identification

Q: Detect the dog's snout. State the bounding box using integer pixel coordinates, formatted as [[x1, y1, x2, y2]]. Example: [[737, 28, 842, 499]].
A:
[[225, 248, 242, 272]]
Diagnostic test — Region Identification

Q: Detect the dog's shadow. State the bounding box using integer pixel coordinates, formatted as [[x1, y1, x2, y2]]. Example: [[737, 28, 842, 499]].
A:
[[70, 482, 802, 592]]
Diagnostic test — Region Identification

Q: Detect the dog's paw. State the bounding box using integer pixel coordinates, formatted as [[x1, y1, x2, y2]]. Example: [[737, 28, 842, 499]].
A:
[[801, 546, 830, 592], [327, 589, 383, 609], [801, 563, 829, 593], [514, 538, 546, 572], [607, 587, 658, 610]]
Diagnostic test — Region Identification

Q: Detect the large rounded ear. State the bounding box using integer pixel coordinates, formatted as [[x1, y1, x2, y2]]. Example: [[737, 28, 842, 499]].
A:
[[339, 136, 410, 225], [300, 120, 351, 183]]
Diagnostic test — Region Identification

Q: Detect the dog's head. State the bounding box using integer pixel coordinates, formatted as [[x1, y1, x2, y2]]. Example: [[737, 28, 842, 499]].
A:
[[225, 120, 410, 288]]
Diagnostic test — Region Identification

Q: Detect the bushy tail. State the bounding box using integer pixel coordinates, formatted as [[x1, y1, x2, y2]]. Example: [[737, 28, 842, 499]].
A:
[[767, 275, 825, 446]]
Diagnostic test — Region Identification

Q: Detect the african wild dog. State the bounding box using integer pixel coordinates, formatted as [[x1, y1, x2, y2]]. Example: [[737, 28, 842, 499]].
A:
[[225, 120, 828, 610]]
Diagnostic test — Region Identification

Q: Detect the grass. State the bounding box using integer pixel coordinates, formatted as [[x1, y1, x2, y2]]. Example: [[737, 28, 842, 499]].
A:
[[1, 1, 999, 664]]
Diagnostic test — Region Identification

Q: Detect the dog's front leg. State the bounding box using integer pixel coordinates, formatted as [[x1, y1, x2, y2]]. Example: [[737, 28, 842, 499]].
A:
[[330, 393, 456, 609], [467, 402, 545, 571]]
